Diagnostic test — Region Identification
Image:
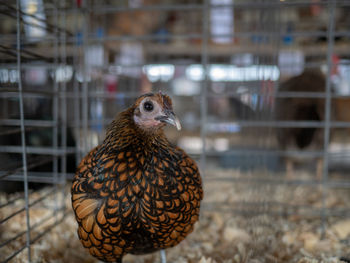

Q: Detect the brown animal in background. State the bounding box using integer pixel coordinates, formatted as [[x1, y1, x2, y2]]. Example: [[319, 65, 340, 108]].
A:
[[71, 93, 203, 263], [275, 69, 329, 179], [334, 98, 350, 131]]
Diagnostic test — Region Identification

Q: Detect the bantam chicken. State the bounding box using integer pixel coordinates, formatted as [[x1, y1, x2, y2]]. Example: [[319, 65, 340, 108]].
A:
[[71, 92, 203, 263]]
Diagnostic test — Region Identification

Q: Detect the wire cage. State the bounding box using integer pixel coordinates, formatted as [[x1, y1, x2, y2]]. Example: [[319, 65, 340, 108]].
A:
[[1, 0, 350, 262], [0, 0, 72, 261]]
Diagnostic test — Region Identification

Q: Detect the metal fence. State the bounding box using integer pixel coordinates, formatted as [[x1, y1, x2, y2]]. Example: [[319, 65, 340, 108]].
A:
[[0, 0, 70, 261], [1, 0, 350, 262]]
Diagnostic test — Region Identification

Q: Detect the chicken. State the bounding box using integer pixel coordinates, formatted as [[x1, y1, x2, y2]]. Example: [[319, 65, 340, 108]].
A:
[[71, 92, 203, 263], [275, 69, 330, 179]]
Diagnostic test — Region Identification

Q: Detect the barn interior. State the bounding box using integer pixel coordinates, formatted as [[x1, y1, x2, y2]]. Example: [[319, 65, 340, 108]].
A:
[[1, 0, 350, 262]]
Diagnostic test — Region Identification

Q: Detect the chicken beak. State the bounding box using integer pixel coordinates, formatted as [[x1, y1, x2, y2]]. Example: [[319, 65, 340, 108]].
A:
[[156, 111, 182, 130]]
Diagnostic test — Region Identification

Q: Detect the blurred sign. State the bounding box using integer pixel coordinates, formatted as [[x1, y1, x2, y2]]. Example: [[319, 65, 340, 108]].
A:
[[115, 43, 144, 78], [278, 50, 305, 76], [24, 67, 47, 85], [186, 64, 280, 82], [172, 77, 200, 96], [21, 0, 46, 39], [210, 0, 234, 44], [55, 66, 73, 83], [232, 53, 253, 67], [85, 45, 104, 67], [143, 64, 174, 82], [0, 69, 18, 83]]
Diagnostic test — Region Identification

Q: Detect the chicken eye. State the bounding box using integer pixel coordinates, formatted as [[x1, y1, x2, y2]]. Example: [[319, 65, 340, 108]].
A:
[[143, 101, 154, 112]]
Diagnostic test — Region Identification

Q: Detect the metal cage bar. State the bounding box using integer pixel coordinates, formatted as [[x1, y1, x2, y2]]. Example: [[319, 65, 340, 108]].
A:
[[0, 1, 70, 262], [15, 0, 31, 261]]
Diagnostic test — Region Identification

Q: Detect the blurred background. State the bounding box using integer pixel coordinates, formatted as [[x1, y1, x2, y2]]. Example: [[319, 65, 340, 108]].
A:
[[1, 0, 350, 262]]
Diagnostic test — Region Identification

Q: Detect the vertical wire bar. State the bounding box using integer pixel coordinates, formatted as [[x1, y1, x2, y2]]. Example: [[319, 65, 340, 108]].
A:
[[52, 0, 59, 220], [257, 1, 266, 170], [82, 0, 89, 155], [59, 0, 67, 215], [73, 1, 81, 165], [16, 0, 31, 261], [321, 0, 336, 233], [252, 5, 261, 171], [274, 2, 282, 119], [273, 1, 283, 179], [266, 4, 280, 172], [200, 0, 209, 177]]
